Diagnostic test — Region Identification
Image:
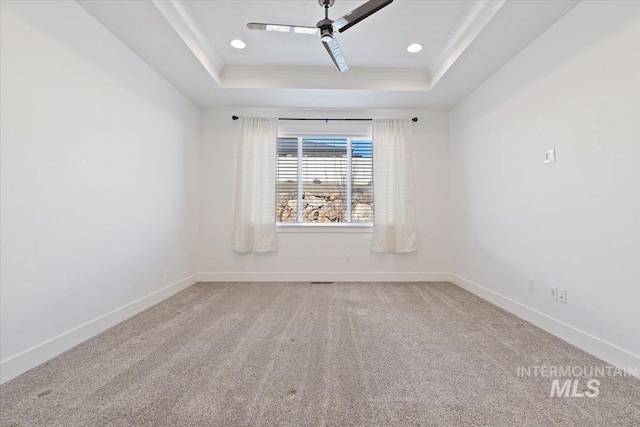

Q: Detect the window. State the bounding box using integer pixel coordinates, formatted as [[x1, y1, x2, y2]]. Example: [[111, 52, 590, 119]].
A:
[[276, 135, 373, 224]]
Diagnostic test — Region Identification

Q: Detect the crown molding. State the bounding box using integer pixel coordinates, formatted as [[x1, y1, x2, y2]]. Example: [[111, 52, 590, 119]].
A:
[[222, 66, 431, 91], [151, 0, 223, 85], [152, 0, 505, 92], [427, 0, 506, 87]]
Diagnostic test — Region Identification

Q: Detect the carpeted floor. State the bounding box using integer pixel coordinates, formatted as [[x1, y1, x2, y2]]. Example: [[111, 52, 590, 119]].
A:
[[1, 282, 639, 426]]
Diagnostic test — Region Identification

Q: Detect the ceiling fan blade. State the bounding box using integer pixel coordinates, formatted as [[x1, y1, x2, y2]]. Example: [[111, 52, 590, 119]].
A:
[[323, 37, 349, 72], [247, 23, 319, 35], [332, 0, 393, 33]]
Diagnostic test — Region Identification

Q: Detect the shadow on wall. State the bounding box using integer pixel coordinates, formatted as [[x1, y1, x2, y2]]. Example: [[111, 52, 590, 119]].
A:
[[2, 1, 193, 119], [451, 1, 640, 121]]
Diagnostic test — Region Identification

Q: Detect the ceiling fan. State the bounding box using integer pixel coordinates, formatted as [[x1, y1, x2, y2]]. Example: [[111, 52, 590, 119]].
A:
[[247, 0, 394, 73]]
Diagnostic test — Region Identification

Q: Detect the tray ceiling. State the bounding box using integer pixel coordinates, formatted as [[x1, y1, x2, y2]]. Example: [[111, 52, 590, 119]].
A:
[[78, 0, 579, 109]]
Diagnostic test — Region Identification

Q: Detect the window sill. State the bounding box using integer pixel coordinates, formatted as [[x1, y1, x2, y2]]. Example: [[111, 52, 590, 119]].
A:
[[276, 223, 373, 233]]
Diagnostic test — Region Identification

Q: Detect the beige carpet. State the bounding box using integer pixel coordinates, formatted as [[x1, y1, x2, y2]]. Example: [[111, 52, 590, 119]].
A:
[[1, 282, 638, 426]]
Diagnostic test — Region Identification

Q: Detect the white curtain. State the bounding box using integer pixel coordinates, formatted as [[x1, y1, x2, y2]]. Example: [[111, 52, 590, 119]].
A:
[[233, 117, 278, 252], [372, 119, 418, 253]]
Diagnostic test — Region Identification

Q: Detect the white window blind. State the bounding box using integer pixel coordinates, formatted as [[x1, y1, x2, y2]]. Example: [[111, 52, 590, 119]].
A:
[[276, 136, 373, 224]]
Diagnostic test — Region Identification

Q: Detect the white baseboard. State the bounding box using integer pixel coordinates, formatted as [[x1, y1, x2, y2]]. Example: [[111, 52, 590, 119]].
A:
[[0, 273, 199, 385], [4, 272, 636, 384], [198, 272, 451, 283], [449, 273, 640, 379]]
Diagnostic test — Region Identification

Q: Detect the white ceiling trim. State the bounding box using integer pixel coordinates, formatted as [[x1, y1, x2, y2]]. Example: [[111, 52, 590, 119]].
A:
[[427, 0, 506, 87], [151, 0, 223, 85], [222, 67, 430, 91], [222, 66, 430, 91], [152, 0, 506, 92]]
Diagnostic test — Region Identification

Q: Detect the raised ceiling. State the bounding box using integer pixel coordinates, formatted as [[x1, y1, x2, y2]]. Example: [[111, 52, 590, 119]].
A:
[[188, 0, 472, 69], [78, 0, 579, 110]]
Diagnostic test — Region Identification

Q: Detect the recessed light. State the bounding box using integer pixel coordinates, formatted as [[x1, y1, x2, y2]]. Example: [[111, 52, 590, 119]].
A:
[[230, 39, 246, 49], [407, 43, 423, 53]]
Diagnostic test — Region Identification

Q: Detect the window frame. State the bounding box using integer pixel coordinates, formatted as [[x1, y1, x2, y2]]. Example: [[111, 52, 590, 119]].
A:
[[276, 131, 373, 231]]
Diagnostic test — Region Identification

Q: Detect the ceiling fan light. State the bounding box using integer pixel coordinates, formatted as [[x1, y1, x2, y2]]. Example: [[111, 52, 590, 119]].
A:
[[230, 39, 246, 49], [407, 43, 423, 53]]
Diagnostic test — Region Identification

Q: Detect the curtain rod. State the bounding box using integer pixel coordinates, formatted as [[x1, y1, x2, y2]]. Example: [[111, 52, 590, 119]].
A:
[[231, 115, 418, 123]]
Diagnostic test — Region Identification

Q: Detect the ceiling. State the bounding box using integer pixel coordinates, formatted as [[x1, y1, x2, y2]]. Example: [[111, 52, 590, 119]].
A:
[[187, 0, 472, 69], [78, 0, 579, 110]]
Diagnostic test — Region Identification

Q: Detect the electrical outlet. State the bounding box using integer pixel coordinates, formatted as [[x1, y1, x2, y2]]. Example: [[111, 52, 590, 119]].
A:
[[528, 278, 534, 292], [345, 254, 351, 263], [551, 286, 558, 301], [558, 288, 567, 304]]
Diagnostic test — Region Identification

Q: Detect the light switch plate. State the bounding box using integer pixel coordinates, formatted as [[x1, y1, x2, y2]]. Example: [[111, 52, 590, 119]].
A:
[[551, 286, 558, 301], [545, 149, 556, 164]]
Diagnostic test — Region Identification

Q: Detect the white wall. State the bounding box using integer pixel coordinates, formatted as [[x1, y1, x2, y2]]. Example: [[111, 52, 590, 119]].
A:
[[0, 1, 200, 382], [449, 0, 640, 370], [3, 0, 637, 386], [200, 108, 450, 281]]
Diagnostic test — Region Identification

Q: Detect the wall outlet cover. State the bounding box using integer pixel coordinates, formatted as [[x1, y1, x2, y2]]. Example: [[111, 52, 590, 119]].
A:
[[559, 288, 567, 304]]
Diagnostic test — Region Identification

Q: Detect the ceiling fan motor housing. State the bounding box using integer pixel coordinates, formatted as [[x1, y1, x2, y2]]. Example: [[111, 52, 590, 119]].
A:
[[318, 0, 336, 7], [317, 18, 334, 42]]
